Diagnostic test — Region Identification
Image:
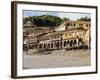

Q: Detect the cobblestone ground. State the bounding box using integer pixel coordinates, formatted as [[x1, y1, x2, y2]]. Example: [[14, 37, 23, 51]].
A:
[[23, 49, 90, 69]]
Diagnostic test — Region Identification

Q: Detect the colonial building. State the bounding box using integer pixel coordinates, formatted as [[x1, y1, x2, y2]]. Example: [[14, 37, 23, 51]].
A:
[[23, 20, 91, 51], [55, 20, 90, 31]]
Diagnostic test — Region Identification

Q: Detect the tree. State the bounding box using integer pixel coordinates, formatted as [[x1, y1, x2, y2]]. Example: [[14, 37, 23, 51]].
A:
[[77, 17, 91, 21], [63, 17, 70, 21], [23, 15, 64, 27], [23, 17, 30, 24]]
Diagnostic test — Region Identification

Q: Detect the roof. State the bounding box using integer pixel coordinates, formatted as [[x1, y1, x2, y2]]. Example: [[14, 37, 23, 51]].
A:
[[63, 20, 91, 24]]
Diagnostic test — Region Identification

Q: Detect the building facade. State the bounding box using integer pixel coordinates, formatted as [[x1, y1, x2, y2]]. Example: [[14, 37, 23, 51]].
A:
[[23, 20, 91, 51]]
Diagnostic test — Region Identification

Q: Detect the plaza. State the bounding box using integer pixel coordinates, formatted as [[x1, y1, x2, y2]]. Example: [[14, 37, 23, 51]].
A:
[[23, 49, 90, 69]]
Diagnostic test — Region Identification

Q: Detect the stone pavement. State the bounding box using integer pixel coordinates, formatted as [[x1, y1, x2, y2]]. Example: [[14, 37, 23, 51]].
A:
[[23, 49, 90, 69]]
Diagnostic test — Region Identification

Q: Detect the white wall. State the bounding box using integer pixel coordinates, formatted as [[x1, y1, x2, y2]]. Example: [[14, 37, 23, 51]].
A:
[[0, 0, 100, 80]]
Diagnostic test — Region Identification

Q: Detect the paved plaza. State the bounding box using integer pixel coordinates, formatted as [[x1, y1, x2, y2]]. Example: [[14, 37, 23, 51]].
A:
[[23, 49, 90, 69]]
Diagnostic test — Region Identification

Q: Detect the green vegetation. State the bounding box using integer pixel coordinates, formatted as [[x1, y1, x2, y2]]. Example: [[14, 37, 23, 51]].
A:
[[23, 15, 69, 27], [23, 15, 90, 27], [77, 17, 91, 21], [62, 17, 70, 21]]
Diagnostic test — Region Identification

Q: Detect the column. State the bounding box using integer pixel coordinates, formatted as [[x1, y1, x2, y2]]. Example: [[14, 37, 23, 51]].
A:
[[62, 40, 64, 49], [53, 42, 55, 49], [76, 38, 79, 46]]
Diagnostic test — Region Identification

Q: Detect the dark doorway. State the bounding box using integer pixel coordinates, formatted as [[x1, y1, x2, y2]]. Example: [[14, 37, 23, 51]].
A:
[[64, 41, 67, 47]]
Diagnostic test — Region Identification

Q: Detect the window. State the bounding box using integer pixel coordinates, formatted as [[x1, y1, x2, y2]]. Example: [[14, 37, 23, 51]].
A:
[[79, 24, 83, 27], [67, 23, 70, 26], [57, 35, 59, 38], [51, 43, 53, 48], [74, 23, 76, 26], [64, 41, 66, 47], [86, 24, 88, 27], [74, 40, 76, 45]]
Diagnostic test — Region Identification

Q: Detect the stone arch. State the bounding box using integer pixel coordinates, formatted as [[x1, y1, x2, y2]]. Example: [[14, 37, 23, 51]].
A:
[[48, 43, 50, 48], [64, 41, 67, 47], [39, 44, 42, 49], [56, 41, 60, 48], [43, 44, 46, 49], [73, 40, 77, 45], [69, 40, 73, 47], [51, 43, 53, 48], [78, 38, 83, 45]]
